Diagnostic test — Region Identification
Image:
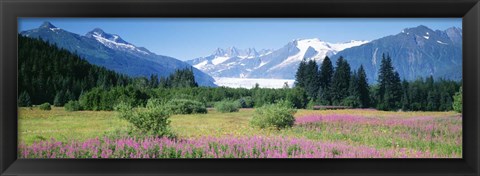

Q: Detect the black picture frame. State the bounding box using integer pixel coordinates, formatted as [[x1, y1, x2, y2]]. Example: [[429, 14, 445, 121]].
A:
[[1, 0, 479, 175]]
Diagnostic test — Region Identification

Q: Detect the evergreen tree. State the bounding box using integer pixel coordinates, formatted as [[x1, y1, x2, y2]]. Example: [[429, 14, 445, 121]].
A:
[[317, 56, 334, 105], [18, 91, 32, 107], [453, 86, 462, 113], [65, 89, 75, 102], [344, 71, 360, 108], [356, 65, 370, 108], [53, 90, 66, 107], [376, 54, 391, 109], [254, 83, 260, 89], [154, 68, 198, 89], [401, 79, 410, 110], [376, 54, 403, 111], [304, 60, 320, 100], [330, 57, 351, 105], [149, 74, 159, 88], [389, 72, 403, 109], [294, 59, 308, 88]]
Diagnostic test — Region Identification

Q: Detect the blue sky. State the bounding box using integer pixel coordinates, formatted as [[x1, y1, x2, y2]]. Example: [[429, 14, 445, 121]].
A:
[[19, 18, 461, 61]]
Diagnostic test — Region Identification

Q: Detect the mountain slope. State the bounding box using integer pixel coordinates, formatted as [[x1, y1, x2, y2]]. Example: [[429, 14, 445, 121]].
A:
[[330, 25, 462, 83], [18, 35, 133, 105], [187, 39, 368, 79], [20, 22, 216, 87]]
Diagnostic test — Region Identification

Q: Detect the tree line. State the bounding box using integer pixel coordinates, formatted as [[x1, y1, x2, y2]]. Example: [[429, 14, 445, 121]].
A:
[[295, 54, 462, 111], [18, 35, 461, 112]]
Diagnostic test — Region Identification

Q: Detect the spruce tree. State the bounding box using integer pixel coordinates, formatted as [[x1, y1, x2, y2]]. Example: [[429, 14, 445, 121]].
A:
[[401, 79, 410, 110], [356, 65, 370, 108], [304, 60, 320, 100], [376, 54, 403, 111], [53, 90, 65, 107], [295, 59, 307, 88], [376, 53, 391, 108], [18, 91, 32, 107], [389, 72, 403, 110], [345, 71, 360, 108], [318, 56, 334, 105], [149, 74, 159, 88], [330, 57, 351, 105]]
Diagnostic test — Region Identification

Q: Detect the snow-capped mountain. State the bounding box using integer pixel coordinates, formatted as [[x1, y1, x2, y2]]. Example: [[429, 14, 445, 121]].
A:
[[187, 39, 368, 79], [85, 28, 151, 56], [330, 25, 462, 83], [21, 22, 216, 87], [186, 47, 273, 78]]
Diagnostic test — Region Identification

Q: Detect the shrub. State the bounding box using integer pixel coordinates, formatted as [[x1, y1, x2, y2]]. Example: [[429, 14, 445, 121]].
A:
[[165, 99, 207, 114], [342, 96, 360, 108], [215, 100, 241, 113], [306, 99, 315, 110], [205, 102, 215, 108], [250, 100, 297, 129], [38, 103, 51, 111], [238, 96, 254, 108], [453, 86, 462, 113], [64, 100, 82, 111], [115, 100, 173, 137]]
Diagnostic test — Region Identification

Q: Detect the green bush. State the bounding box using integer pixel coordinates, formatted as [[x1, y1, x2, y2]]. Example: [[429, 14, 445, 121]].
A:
[[342, 96, 360, 108], [205, 102, 215, 108], [453, 86, 462, 113], [38, 103, 51, 111], [64, 100, 82, 111], [215, 100, 241, 113], [306, 99, 316, 110], [115, 100, 173, 137], [250, 100, 297, 129], [238, 96, 254, 108], [165, 99, 207, 114]]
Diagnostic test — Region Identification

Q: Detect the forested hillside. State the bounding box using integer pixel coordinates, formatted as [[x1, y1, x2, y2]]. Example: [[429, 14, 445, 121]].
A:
[[18, 35, 134, 105]]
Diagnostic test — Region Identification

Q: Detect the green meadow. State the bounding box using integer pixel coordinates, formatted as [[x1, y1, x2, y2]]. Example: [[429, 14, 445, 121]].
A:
[[18, 107, 461, 158]]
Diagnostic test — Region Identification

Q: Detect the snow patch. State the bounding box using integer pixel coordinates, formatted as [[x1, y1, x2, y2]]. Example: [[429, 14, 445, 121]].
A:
[[437, 40, 448, 45], [49, 28, 61, 32], [194, 60, 208, 69], [92, 33, 149, 55], [329, 40, 369, 51], [257, 61, 268, 68], [372, 48, 379, 66], [211, 56, 229, 65]]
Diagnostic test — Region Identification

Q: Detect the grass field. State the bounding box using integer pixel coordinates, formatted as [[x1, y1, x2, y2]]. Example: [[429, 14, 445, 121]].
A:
[[18, 107, 462, 158]]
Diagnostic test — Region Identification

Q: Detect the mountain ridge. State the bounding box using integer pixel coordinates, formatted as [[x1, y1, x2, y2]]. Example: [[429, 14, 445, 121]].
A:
[[330, 25, 462, 83], [187, 25, 461, 83], [187, 38, 368, 79], [20, 22, 217, 87]]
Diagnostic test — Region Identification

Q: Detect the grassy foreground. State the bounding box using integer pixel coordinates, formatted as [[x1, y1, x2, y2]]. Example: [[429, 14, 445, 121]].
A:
[[18, 107, 461, 158]]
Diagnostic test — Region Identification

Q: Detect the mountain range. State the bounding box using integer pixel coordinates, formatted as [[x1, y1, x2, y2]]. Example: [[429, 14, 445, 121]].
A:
[[330, 25, 462, 83], [186, 39, 369, 79], [20, 22, 462, 87], [20, 22, 217, 87], [187, 25, 462, 84]]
